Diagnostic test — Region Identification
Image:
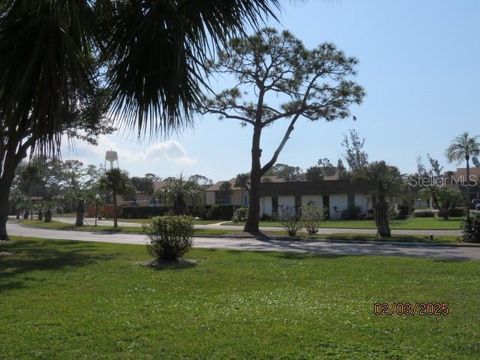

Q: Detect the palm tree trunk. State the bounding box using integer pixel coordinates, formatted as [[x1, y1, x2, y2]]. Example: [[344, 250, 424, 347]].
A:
[[466, 158, 471, 218], [375, 199, 391, 237], [75, 198, 85, 226], [113, 187, 118, 228]]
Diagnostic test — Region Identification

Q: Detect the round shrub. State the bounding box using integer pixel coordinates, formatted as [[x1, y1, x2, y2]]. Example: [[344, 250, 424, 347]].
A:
[[232, 207, 248, 223], [144, 216, 194, 261]]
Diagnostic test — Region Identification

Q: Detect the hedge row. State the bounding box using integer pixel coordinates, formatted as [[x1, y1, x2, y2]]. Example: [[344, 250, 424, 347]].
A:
[[121, 205, 240, 220]]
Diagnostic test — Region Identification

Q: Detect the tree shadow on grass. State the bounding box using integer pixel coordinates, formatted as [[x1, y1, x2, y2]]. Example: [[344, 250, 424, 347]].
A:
[[0, 239, 115, 293]]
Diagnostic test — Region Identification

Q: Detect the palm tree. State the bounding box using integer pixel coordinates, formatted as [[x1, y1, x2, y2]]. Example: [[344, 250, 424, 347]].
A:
[[357, 162, 403, 238], [99, 169, 131, 227], [165, 175, 202, 215], [235, 173, 250, 206], [0, 0, 279, 240], [446, 132, 480, 218]]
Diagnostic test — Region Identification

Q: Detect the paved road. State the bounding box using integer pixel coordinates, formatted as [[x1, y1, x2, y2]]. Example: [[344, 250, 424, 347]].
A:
[[7, 222, 480, 260], [54, 217, 462, 237]]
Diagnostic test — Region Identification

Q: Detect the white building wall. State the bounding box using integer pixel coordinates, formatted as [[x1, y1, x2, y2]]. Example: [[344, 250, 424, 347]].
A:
[[330, 194, 348, 220], [301, 195, 323, 209], [260, 196, 272, 216], [278, 196, 295, 215]]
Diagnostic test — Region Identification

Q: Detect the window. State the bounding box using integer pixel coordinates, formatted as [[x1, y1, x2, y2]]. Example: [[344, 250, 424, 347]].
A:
[[348, 194, 355, 208], [272, 196, 278, 218]]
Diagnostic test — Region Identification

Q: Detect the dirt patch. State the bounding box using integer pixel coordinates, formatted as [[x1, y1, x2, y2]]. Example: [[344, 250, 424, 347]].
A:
[[138, 258, 198, 269], [0, 251, 13, 257]]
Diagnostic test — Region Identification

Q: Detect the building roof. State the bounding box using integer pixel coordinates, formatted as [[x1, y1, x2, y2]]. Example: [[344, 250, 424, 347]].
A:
[[259, 179, 369, 197]]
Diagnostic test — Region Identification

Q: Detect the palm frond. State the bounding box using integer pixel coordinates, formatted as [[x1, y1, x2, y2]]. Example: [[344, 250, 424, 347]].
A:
[[101, 0, 279, 138], [0, 0, 97, 154]]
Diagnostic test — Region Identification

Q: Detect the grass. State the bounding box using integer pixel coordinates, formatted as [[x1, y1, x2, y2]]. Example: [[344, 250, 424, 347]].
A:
[[224, 217, 464, 230], [19, 220, 246, 237], [0, 237, 479, 359], [118, 218, 222, 225], [316, 233, 460, 244]]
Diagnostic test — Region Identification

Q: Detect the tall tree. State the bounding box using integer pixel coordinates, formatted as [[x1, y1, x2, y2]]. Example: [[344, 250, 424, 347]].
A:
[[342, 129, 368, 172], [188, 174, 213, 188], [130, 176, 154, 194], [305, 166, 324, 182], [235, 173, 250, 206], [0, 0, 280, 240], [265, 163, 305, 182], [164, 175, 203, 215], [202, 28, 364, 233], [446, 132, 480, 218], [356, 161, 403, 237], [99, 169, 132, 228]]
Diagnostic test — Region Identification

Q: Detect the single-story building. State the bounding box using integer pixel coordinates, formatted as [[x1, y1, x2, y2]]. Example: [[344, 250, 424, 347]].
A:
[[259, 180, 370, 220]]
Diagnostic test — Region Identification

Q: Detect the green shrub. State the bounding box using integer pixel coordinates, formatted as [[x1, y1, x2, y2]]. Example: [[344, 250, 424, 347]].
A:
[[206, 205, 239, 220], [280, 207, 301, 237], [461, 214, 480, 243], [341, 205, 362, 220], [449, 207, 466, 217], [301, 204, 323, 235], [413, 210, 435, 218], [121, 206, 167, 219], [44, 209, 52, 223], [232, 207, 248, 223], [144, 216, 194, 261]]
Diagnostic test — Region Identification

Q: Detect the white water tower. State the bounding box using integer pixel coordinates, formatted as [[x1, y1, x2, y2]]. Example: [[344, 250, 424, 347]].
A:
[[105, 150, 119, 169]]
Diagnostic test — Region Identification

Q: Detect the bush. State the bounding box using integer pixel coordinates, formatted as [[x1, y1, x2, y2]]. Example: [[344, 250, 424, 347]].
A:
[[341, 205, 362, 220], [395, 205, 410, 220], [44, 209, 52, 223], [37, 210, 43, 221], [413, 210, 435, 218], [144, 216, 194, 261], [121, 206, 168, 219], [461, 214, 480, 243], [279, 207, 301, 237], [206, 205, 239, 220], [232, 207, 248, 223], [301, 204, 323, 235], [449, 207, 466, 217]]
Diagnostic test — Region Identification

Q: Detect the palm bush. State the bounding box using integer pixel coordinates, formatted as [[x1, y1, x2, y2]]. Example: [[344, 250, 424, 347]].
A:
[[144, 216, 194, 261], [461, 214, 480, 243], [280, 207, 301, 237], [301, 205, 323, 235]]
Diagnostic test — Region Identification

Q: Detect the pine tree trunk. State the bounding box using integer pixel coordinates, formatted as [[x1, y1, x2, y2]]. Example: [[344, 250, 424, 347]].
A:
[[244, 172, 260, 233], [375, 199, 391, 237], [244, 126, 262, 234]]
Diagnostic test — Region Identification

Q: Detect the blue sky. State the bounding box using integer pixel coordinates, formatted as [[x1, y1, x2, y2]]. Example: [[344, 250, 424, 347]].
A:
[[64, 0, 480, 181]]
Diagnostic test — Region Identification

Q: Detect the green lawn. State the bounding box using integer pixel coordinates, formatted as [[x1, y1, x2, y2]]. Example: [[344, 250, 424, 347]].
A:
[[0, 237, 479, 359], [19, 220, 246, 237], [225, 217, 463, 230], [118, 218, 222, 225]]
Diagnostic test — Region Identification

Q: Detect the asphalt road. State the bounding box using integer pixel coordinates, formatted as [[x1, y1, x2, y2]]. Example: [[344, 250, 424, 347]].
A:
[[7, 222, 480, 260]]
